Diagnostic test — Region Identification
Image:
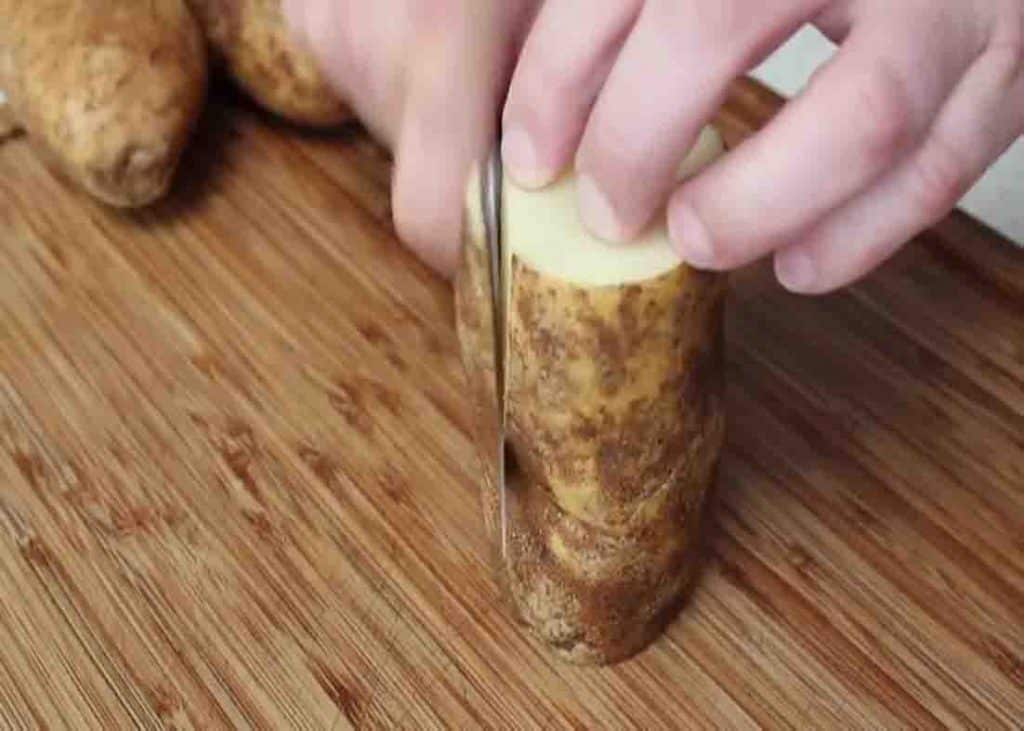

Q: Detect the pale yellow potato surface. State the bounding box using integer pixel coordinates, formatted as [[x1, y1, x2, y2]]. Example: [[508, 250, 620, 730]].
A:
[[506, 125, 724, 286], [0, 0, 207, 206]]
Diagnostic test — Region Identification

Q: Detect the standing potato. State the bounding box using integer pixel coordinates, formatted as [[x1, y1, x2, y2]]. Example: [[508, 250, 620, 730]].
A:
[[455, 126, 728, 664], [187, 0, 350, 127], [0, 0, 207, 207]]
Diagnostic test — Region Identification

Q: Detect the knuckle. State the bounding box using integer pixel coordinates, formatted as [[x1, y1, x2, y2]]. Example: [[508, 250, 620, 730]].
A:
[[907, 137, 970, 223], [849, 65, 915, 161], [519, 46, 581, 107], [507, 52, 585, 140]]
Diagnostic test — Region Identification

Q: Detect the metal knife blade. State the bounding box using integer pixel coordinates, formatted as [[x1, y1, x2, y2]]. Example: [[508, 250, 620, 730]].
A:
[[478, 143, 508, 561]]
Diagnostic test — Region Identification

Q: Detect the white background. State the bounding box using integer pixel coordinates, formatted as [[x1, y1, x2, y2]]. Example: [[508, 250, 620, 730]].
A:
[[752, 26, 1024, 245]]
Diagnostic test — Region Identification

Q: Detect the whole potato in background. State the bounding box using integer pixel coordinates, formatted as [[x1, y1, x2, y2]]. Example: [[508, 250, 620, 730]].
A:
[[0, 0, 208, 207], [455, 127, 729, 665], [187, 0, 350, 127]]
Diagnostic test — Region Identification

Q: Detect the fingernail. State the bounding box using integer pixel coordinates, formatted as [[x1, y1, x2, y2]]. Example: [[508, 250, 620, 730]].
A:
[[669, 203, 715, 268], [776, 249, 817, 292], [501, 126, 549, 189], [577, 174, 623, 242]]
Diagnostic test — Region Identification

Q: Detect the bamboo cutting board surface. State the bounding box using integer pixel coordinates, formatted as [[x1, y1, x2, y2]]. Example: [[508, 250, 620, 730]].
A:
[[0, 78, 1022, 729]]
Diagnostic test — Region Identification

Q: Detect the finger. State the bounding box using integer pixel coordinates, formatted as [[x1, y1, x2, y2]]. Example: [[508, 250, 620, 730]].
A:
[[774, 41, 1024, 294], [501, 0, 642, 188], [391, 2, 508, 278], [573, 0, 824, 243], [668, 7, 984, 270], [281, 0, 410, 145]]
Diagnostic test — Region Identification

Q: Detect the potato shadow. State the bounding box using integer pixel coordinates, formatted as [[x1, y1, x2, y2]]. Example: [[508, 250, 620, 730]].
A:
[[125, 78, 367, 226], [117, 79, 240, 225]]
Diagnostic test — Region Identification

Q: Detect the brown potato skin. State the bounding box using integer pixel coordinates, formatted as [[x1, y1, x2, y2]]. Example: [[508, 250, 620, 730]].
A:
[[187, 0, 350, 127], [455, 175, 728, 664], [507, 260, 727, 534], [502, 262, 726, 664], [0, 0, 207, 207]]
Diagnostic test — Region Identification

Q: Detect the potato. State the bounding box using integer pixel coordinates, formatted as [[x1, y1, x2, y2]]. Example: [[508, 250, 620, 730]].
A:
[[186, 0, 350, 127], [455, 126, 728, 664], [0, 0, 207, 207]]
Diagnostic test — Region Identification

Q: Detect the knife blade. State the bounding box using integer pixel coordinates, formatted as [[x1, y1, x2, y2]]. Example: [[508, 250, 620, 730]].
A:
[[478, 142, 508, 561]]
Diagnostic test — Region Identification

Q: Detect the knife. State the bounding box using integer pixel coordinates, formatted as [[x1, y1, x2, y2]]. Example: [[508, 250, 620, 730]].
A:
[[477, 141, 509, 562]]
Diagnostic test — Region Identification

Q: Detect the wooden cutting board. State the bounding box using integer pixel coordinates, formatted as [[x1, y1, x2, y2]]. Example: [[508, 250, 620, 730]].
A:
[[0, 78, 1021, 729]]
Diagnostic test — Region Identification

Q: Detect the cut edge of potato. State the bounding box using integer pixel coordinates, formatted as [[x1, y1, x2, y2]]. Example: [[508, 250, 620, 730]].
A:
[[504, 125, 723, 287]]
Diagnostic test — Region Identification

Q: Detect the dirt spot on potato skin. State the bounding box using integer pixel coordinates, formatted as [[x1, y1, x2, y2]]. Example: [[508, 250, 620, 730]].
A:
[[594, 391, 686, 503], [596, 288, 726, 508], [507, 259, 727, 517]]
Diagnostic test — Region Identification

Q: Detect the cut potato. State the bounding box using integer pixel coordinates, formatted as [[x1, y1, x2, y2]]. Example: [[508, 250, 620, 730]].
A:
[[455, 125, 728, 664], [0, 0, 207, 206], [505, 126, 724, 287]]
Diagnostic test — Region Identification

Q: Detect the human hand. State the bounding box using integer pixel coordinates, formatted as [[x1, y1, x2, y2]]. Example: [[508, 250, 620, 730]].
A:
[[501, 0, 1024, 293], [282, 0, 537, 276]]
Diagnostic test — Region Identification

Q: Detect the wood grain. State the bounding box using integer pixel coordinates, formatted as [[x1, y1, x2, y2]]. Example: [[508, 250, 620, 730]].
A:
[[0, 78, 1021, 729]]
